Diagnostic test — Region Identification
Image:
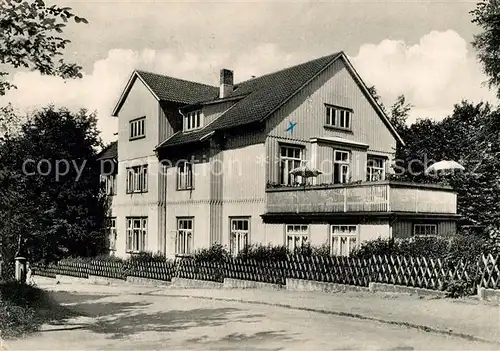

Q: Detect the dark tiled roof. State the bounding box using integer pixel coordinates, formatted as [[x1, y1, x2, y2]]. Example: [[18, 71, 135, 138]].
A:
[[158, 52, 342, 148], [136, 70, 219, 104], [97, 141, 117, 160]]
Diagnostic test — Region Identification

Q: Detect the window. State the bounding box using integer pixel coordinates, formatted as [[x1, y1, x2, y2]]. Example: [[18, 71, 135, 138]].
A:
[[230, 218, 250, 255], [105, 217, 117, 251], [129, 117, 145, 140], [100, 174, 116, 195], [126, 217, 147, 252], [326, 106, 352, 130], [177, 161, 193, 190], [286, 224, 309, 250], [126, 165, 148, 193], [280, 145, 303, 185], [331, 225, 358, 256], [367, 157, 386, 182], [414, 224, 438, 238], [334, 150, 350, 184], [176, 218, 193, 255], [184, 110, 203, 131]]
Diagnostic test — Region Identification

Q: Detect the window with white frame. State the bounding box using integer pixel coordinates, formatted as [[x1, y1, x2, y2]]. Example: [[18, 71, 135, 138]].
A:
[[126, 217, 147, 252], [280, 145, 303, 185], [100, 174, 116, 195], [129, 117, 145, 140], [230, 218, 250, 255], [126, 165, 148, 193], [334, 150, 350, 184], [331, 225, 358, 256], [325, 106, 352, 130], [176, 218, 193, 255], [367, 157, 386, 182], [413, 224, 438, 238], [184, 110, 203, 131], [177, 160, 193, 190], [105, 217, 117, 251], [286, 224, 309, 250]]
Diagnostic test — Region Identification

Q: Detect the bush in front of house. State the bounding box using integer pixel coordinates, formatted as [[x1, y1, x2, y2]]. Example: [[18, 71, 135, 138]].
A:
[[350, 228, 492, 262], [128, 251, 168, 263], [237, 244, 289, 261], [350, 236, 451, 259], [190, 242, 332, 262], [193, 244, 230, 262]]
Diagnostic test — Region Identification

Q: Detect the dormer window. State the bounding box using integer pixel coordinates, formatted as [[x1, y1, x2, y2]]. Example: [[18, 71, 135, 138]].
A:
[[184, 110, 203, 131], [325, 105, 352, 130]]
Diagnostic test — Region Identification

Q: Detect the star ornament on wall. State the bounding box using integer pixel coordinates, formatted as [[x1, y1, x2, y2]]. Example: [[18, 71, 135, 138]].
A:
[[285, 121, 297, 133]]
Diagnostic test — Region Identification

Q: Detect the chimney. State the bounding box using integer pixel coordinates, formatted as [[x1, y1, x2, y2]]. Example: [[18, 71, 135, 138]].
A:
[[219, 68, 233, 99]]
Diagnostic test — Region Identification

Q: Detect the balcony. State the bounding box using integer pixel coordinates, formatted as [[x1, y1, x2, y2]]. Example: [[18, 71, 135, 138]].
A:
[[265, 181, 457, 215]]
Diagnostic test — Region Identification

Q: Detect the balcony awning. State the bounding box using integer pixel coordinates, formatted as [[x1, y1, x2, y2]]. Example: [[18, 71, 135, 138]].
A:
[[261, 212, 461, 223], [310, 137, 369, 149]]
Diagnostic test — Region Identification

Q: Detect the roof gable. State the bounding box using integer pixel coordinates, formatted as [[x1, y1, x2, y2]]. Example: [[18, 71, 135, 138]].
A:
[[157, 52, 404, 149], [111, 70, 218, 116], [97, 141, 117, 160], [157, 53, 343, 148]]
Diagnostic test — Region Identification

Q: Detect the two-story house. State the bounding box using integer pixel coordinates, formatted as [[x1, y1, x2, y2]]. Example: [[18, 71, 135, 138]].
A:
[[100, 52, 459, 258]]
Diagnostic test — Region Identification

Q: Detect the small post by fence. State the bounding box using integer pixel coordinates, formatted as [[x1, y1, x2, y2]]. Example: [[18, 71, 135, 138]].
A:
[[15, 256, 27, 283]]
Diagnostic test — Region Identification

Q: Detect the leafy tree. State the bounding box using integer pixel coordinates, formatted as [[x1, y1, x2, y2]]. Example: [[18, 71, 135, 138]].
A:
[[389, 95, 411, 136], [368, 85, 387, 113], [0, 107, 107, 269], [368, 86, 411, 136], [392, 100, 500, 227], [0, 0, 88, 95], [0, 104, 22, 142], [471, 0, 500, 98]]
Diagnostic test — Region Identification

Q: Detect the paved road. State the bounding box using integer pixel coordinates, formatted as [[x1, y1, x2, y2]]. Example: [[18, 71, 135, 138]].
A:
[[4, 290, 497, 350]]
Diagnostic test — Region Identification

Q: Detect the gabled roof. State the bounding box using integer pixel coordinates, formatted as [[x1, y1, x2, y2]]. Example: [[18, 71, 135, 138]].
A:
[[97, 141, 117, 160], [111, 70, 219, 116], [157, 52, 404, 149]]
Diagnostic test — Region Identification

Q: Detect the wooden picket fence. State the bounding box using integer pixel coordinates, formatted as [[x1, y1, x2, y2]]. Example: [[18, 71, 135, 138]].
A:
[[224, 258, 286, 285], [285, 255, 372, 286], [478, 253, 499, 289], [370, 255, 477, 290], [175, 257, 224, 283], [32, 253, 500, 294], [127, 260, 176, 281]]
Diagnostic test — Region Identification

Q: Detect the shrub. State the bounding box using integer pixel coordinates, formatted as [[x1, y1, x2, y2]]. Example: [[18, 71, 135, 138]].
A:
[[292, 243, 314, 257], [311, 243, 332, 258], [0, 282, 49, 338], [193, 244, 229, 262], [350, 237, 398, 259], [351, 230, 490, 262], [128, 251, 166, 263], [398, 236, 449, 258], [445, 231, 489, 263], [238, 244, 288, 261], [443, 278, 477, 298], [290, 243, 331, 258]]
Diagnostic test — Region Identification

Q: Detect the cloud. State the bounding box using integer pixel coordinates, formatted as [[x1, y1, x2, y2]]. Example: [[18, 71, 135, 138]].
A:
[[0, 44, 305, 144], [1, 30, 497, 144], [350, 30, 497, 122]]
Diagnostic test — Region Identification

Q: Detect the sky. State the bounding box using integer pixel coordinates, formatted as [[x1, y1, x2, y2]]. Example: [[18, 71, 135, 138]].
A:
[[0, 0, 496, 144]]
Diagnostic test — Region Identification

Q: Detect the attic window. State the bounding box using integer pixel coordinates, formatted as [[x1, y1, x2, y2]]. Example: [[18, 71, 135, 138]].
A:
[[184, 110, 203, 131], [325, 105, 352, 130], [130, 117, 145, 140]]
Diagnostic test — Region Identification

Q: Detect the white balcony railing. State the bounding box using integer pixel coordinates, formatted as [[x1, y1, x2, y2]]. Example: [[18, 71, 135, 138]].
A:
[[266, 181, 457, 214]]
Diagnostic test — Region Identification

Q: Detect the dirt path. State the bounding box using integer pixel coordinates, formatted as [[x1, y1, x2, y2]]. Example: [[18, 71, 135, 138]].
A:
[[4, 288, 497, 350]]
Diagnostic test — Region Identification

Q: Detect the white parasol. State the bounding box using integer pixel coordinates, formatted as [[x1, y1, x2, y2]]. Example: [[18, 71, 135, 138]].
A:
[[425, 160, 465, 175]]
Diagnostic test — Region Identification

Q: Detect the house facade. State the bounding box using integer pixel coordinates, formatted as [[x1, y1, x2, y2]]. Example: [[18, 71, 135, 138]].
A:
[[99, 52, 459, 258]]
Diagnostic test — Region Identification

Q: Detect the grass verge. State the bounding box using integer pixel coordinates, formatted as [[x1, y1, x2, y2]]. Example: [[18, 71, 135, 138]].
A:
[[0, 281, 73, 339]]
